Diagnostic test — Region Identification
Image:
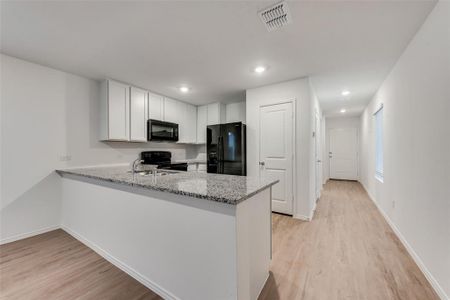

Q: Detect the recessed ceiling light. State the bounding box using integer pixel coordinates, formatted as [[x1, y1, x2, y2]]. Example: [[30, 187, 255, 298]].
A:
[[342, 90, 350, 96], [254, 66, 266, 73], [340, 109, 346, 113], [179, 86, 190, 93]]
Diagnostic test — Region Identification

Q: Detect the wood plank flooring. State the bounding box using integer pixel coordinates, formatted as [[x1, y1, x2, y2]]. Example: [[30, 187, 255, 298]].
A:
[[259, 180, 439, 300], [0, 229, 161, 300], [0, 180, 439, 300]]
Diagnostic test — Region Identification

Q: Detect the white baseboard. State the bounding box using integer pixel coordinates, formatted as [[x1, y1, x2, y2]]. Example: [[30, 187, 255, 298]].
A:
[[293, 214, 310, 221], [310, 201, 317, 220], [293, 201, 317, 222], [0, 225, 60, 245], [361, 183, 449, 300], [61, 225, 179, 300], [256, 272, 270, 300]]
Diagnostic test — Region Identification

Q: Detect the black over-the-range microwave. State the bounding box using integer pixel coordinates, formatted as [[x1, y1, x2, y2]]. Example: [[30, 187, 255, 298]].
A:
[[147, 119, 179, 142]]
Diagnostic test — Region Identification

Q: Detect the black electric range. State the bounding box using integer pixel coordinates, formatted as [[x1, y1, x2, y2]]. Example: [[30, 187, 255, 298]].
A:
[[140, 151, 188, 171]]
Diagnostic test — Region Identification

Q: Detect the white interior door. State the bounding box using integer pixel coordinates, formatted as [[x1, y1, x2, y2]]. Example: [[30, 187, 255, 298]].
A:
[[329, 128, 358, 180], [259, 102, 294, 215]]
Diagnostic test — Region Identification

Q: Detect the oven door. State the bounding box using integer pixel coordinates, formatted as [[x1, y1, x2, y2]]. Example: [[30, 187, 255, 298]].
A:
[[147, 119, 179, 142]]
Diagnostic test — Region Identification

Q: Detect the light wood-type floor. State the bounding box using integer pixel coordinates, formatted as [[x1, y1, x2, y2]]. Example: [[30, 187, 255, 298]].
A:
[[259, 180, 439, 300], [0, 229, 162, 300], [0, 180, 439, 300]]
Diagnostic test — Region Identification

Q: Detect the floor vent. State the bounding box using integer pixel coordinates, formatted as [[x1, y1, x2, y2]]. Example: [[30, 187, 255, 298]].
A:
[[258, 1, 292, 32]]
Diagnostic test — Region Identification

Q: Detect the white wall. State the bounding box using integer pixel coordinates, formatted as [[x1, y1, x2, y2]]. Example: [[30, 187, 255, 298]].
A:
[[225, 101, 246, 123], [246, 77, 321, 220], [0, 54, 198, 242], [321, 117, 327, 184], [324, 116, 360, 182], [310, 84, 323, 207], [359, 2, 450, 299]]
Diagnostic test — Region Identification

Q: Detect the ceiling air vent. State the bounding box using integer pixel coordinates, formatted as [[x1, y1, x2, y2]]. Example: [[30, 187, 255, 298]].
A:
[[258, 1, 292, 32]]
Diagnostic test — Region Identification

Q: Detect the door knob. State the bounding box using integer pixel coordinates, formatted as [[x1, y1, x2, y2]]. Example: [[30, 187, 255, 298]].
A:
[[259, 161, 265, 166]]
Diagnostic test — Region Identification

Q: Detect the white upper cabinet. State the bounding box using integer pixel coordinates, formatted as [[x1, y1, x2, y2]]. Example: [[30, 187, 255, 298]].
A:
[[100, 79, 202, 144], [207, 103, 226, 125], [129, 87, 148, 142], [197, 105, 207, 144], [184, 104, 197, 143], [100, 80, 130, 141], [163, 97, 178, 123], [148, 92, 164, 121], [177, 101, 187, 143]]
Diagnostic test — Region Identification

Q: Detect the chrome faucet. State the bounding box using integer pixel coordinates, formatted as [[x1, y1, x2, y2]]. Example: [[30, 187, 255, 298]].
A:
[[132, 158, 144, 175]]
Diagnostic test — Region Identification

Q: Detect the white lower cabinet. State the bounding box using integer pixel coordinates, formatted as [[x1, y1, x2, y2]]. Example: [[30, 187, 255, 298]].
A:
[[187, 163, 207, 172], [197, 163, 207, 173]]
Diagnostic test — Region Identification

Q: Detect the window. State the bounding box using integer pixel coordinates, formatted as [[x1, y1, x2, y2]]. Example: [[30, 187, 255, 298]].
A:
[[374, 106, 384, 182]]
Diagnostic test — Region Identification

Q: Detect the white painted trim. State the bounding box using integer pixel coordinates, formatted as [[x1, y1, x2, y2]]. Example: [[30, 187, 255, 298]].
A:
[[61, 225, 179, 300], [256, 273, 270, 300], [360, 183, 449, 300], [310, 201, 317, 221], [0, 225, 60, 245], [293, 214, 310, 221], [293, 199, 317, 222]]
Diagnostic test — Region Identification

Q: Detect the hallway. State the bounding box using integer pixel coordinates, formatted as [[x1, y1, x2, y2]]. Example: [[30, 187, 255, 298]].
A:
[[259, 180, 439, 300]]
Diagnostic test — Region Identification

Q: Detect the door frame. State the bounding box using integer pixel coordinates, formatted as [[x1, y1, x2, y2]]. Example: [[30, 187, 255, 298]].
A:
[[258, 99, 296, 216], [314, 110, 321, 201]]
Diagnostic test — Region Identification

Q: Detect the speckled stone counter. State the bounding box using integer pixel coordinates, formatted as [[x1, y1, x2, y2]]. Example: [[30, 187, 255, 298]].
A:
[[56, 166, 278, 205]]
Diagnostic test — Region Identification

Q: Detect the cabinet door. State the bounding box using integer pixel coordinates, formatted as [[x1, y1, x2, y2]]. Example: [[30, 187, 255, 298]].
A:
[[163, 98, 178, 123], [108, 80, 130, 140], [207, 103, 219, 125], [177, 101, 187, 143], [130, 87, 148, 142], [197, 105, 207, 144], [148, 92, 164, 120], [185, 104, 197, 143], [207, 102, 225, 125]]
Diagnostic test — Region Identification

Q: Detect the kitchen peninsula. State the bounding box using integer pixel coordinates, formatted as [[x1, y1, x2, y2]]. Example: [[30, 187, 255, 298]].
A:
[[57, 166, 278, 300]]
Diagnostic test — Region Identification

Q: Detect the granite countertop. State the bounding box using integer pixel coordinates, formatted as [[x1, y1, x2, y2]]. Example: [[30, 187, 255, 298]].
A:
[[56, 166, 278, 205]]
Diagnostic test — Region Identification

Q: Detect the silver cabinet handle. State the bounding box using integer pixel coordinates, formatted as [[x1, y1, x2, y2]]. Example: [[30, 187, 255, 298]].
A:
[[259, 161, 265, 166], [317, 160, 322, 163]]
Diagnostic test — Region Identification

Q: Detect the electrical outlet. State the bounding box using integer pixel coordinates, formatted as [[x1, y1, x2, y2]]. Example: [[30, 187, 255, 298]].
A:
[[392, 200, 396, 209]]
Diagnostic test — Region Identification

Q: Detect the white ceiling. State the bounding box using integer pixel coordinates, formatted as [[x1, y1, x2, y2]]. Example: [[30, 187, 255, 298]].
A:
[[0, 1, 436, 116]]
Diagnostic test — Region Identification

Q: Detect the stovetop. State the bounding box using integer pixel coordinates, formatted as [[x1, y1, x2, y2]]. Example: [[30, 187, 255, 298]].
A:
[[140, 151, 187, 171]]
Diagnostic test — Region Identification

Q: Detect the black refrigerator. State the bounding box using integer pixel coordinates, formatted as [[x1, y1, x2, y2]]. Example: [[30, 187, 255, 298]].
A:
[[207, 122, 246, 176]]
